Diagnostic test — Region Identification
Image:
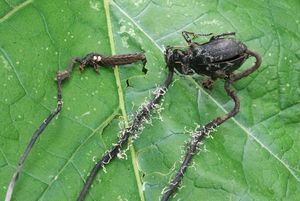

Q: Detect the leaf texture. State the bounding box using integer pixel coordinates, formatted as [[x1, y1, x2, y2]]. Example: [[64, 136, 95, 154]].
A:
[[0, 0, 299, 200]]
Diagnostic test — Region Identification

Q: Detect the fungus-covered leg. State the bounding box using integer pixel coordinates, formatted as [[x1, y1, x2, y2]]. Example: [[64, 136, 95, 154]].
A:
[[76, 69, 174, 201], [160, 78, 240, 201], [201, 69, 228, 89]]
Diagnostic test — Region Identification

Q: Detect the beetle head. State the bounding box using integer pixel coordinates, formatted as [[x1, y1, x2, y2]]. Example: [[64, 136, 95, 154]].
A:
[[164, 46, 188, 73], [165, 46, 193, 74]]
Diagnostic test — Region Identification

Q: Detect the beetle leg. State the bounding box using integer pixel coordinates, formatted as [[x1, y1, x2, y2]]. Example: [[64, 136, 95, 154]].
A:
[[210, 32, 236, 41], [201, 78, 214, 89], [230, 50, 262, 82], [79, 63, 85, 72], [213, 69, 228, 79], [202, 69, 228, 89], [182, 31, 213, 44], [68, 57, 82, 74], [93, 63, 100, 74]]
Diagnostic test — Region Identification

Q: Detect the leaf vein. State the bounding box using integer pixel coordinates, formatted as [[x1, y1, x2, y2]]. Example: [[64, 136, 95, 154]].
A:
[[0, 0, 33, 23]]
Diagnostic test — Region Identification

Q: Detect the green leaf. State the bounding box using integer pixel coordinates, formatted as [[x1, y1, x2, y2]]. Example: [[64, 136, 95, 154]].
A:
[[1, 0, 299, 201]]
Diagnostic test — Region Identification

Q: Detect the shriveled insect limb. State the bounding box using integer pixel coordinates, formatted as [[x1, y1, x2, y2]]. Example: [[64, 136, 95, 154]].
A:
[[160, 50, 262, 201], [160, 78, 239, 201], [4, 58, 80, 201], [77, 69, 174, 201], [79, 52, 147, 73], [231, 50, 262, 82]]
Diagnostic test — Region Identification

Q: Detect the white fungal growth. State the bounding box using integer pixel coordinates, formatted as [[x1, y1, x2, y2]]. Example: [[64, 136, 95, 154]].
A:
[[160, 186, 170, 195], [92, 156, 96, 162], [102, 166, 107, 173], [117, 150, 128, 160], [202, 145, 208, 153], [183, 126, 195, 135], [89, 0, 100, 11], [144, 118, 153, 126], [190, 162, 197, 170], [118, 116, 127, 131]]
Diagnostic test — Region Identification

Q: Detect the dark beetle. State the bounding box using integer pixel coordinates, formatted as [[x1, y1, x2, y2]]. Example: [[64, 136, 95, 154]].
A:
[[165, 31, 258, 88], [161, 32, 262, 201]]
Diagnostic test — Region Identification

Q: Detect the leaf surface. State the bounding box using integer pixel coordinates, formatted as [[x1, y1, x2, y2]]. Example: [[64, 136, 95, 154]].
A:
[[0, 0, 299, 201]]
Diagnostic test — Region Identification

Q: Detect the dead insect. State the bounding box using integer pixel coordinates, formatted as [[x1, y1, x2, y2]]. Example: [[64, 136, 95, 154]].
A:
[[161, 31, 262, 201], [165, 31, 260, 88]]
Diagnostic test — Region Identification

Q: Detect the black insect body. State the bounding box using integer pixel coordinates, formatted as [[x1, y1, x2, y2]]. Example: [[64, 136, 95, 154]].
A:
[[165, 31, 255, 88], [189, 39, 248, 73]]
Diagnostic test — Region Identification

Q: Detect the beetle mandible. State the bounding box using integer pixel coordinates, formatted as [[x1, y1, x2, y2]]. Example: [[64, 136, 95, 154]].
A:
[[165, 31, 259, 88]]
